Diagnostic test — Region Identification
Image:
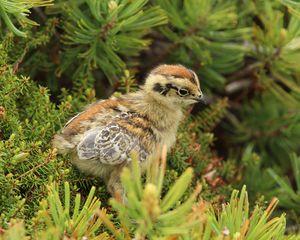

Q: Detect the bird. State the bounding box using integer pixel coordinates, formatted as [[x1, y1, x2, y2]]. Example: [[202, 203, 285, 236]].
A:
[[52, 64, 204, 197]]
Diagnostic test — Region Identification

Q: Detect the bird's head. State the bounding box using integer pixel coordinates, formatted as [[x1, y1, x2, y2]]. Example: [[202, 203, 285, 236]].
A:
[[143, 64, 204, 107]]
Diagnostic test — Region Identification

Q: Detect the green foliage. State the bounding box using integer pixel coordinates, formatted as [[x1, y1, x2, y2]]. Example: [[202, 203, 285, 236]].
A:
[[33, 181, 108, 239], [117, 69, 139, 94], [0, 220, 27, 240], [102, 152, 201, 239], [0, 0, 300, 238], [238, 145, 276, 200], [57, 0, 168, 83], [1, 166, 297, 239], [0, 182, 109, 240], [0, 0, 53, 37], [191, 98, 228, 132], [156, 0, 251, 89], [280, 0, 300, 17], [227, 93, 300, 163], [0, 42, 74, 222], [99, 153, 292, 239], [268, 153, 300, 213], [206, 187, 287, 240], [248, 1, 300, 107]]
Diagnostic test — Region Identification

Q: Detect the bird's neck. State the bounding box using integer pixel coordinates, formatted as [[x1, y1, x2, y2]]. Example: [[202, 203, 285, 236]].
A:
[[128, 91, 183, 131]]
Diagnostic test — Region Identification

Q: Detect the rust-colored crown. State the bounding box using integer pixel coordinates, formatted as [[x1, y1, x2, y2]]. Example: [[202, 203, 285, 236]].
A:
[[151, 64, 195, 80]]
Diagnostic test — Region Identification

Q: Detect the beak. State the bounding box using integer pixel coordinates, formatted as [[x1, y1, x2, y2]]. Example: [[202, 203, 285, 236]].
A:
[[193, 94, 207, 104]]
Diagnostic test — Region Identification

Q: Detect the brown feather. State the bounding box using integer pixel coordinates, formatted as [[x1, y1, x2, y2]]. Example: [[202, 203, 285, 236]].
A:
[[151, 64, 195, 82], [63, 99, 127, 135]]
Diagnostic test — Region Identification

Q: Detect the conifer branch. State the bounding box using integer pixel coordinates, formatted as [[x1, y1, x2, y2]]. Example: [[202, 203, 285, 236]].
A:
[[0, 0, 53, 37], [15, 150, 56, 180]]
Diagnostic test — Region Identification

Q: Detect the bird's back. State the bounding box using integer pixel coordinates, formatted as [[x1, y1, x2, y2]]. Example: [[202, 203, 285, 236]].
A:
[[52, 95, 159, 159]]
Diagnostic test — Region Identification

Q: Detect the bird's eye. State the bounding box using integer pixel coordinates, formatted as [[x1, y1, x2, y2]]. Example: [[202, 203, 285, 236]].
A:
[[178, 88, 189, 96]]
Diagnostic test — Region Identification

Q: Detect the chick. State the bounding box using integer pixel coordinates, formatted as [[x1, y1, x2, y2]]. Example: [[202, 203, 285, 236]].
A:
[[52, 64, 204, 196]]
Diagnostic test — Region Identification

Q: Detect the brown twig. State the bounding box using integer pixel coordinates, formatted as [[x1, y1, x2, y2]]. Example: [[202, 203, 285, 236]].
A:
[[33, 7, 47, 22], [152, 42, 179, 66], [148, 21, 204, 68], [13, 46, 29, 74], [16, 150, 56, 180], [227, 62, 263, 82], [99, 19, 116, 40]]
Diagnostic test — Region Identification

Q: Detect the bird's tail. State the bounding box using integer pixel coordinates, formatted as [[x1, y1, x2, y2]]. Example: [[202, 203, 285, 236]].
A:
[[52, 134, 75, 154]]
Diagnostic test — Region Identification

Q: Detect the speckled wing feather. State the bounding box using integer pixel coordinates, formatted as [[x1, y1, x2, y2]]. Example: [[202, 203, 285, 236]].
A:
[[77, 123, 148, 165]]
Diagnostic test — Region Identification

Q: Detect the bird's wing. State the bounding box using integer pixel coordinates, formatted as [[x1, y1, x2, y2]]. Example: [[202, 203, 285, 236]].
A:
[[77, 123, 148, 165]]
